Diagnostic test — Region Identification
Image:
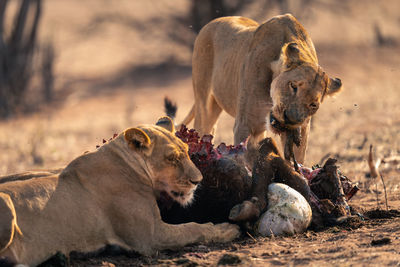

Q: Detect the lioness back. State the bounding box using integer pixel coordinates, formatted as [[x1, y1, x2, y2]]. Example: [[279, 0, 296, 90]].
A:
[[0, 169, 62, 184]]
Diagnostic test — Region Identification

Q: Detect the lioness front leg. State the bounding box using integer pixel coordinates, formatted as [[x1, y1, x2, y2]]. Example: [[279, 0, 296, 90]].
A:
[[154, 220, 240, 251], [112, 195, 239, 255], [233, 118, 266, 145], [194, 96, 223, 136], [233, 119, 251, 145]]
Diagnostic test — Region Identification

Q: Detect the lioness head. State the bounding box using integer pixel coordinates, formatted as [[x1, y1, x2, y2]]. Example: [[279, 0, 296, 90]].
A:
[[123, 117, 202, 206], [269, 42, 342, 132]]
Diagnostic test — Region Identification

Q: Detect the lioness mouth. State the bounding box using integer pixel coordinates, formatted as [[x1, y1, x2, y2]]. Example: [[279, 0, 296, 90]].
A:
[[269, 112, 302, 171], [269, 112, 290, 134], [171, 190, 184, 198]]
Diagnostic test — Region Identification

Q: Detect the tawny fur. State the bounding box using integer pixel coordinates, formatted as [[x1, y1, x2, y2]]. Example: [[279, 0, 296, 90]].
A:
[[0, 118, 239, 266], [182, 14, 342, 164]]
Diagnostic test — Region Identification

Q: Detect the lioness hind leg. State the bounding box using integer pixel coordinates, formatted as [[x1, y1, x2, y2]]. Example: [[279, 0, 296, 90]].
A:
[[194, 96, 222, 136], [192, 28, 221, 135], [0, 193, 21, 253]]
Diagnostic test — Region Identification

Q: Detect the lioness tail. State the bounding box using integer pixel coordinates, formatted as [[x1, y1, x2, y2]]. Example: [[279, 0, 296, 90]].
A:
[[164, 97, 195, 127], [0, 193, 23, 254], [164, 97, 177, 119]]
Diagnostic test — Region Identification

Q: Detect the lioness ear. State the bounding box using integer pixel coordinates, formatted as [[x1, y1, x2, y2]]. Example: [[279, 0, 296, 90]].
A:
[[326, 77, 343, 96], [155, 116, 175, 132], [282, 42, 301, 68], [124, 128, 151, 150]]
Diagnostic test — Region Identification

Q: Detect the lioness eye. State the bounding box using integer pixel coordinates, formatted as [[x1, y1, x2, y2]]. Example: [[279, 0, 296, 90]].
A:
[[167, 155, 178, 165], [289, 82, 297, 94]]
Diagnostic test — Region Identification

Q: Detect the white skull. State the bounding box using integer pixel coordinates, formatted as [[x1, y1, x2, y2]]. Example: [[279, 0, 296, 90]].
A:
[[256, 183, 312, 236]]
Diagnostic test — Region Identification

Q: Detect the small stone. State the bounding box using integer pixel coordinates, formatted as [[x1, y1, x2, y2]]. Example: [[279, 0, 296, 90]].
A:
[[174, 258, 198, 266], [217, 254, 241, 265], [371, 237, 391, 246]]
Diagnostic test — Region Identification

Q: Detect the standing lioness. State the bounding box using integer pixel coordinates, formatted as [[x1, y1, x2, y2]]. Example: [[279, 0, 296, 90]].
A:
[[0, 117, 239, 266], [182, 14, 342, 163]]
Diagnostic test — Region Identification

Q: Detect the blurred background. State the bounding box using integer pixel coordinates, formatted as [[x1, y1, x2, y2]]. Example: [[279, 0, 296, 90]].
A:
[[0, 0, 399, 195]]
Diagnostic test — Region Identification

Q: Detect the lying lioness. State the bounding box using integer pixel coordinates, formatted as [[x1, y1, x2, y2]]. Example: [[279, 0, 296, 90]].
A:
[[0, 117, 239, 266]]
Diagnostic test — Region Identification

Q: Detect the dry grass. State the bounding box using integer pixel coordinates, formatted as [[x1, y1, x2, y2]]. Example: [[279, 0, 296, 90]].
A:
[[0, 1, 399, 264], [1, 0, 399, 194]]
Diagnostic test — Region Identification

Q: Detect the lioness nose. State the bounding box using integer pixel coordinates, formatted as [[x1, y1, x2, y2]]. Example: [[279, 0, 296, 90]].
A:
[[189, 179, 201, 185], [189, 166, 203, 185], [309, 102, 319, 111], [189, 173, 203, 185]]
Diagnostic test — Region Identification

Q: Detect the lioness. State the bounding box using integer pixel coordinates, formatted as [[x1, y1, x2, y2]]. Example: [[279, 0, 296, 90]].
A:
[[0, 117, 239, 266], [182, 14, 342, 163]]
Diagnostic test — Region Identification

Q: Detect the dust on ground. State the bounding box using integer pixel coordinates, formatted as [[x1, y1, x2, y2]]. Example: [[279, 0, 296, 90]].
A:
[[1, 0, 400, 266], [67, 208, 400, 266]]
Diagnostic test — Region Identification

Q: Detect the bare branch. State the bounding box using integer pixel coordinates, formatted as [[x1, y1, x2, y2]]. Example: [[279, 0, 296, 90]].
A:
[[10, 0, 30, 53], [380, 174, 389, 211], [368, 144, 388, 211], [0, 0, 8, 62], [368, 145, 380, 178], [0, 0, 8, 36], [0, 0, 48, 118], [26, 0, 42, 52]]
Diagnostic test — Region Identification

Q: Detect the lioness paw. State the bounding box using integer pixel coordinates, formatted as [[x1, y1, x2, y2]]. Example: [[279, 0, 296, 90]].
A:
[[212, 223, 240, 242]]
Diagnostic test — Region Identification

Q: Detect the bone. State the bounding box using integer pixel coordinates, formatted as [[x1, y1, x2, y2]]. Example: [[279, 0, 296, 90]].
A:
[[256, 183, 312, 237], [229, 138, 310, 223], [284, 127, 301, 172]]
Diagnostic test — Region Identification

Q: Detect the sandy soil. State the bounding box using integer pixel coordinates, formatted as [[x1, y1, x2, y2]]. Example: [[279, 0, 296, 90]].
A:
[[1, 1, 400, 266], [66, 210, 400, 267]]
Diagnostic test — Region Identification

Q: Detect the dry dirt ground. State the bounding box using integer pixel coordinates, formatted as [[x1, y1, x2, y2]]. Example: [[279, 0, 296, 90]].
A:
[[1, 1, 400, 266], [66, 211, 400, 267]]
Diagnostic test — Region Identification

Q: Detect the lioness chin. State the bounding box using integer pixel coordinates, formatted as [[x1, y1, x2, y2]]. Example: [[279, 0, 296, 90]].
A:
[[181, 14, 342, 164], [0, 117, 239, 266]]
